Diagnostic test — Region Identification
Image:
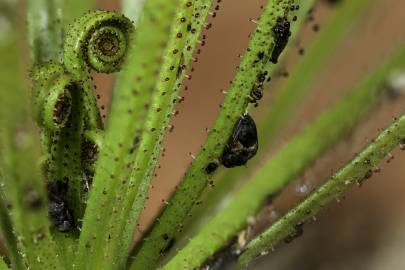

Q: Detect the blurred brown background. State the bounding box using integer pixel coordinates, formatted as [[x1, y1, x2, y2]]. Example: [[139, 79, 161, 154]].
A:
[[98, 0, 405, 269]]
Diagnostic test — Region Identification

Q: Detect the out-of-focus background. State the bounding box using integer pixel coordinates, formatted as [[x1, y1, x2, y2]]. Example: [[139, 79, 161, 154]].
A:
[[2, 0, 405, 269]]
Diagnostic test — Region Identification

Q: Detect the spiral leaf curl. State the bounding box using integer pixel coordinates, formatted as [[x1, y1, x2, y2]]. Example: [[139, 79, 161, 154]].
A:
[[63, 10, 134, 74], [31, 62, 86, 224], [62, 12, 134, 221], [63, 11, 134, 130], [32, 65, 73, 131], [31, 11, 135, 231]]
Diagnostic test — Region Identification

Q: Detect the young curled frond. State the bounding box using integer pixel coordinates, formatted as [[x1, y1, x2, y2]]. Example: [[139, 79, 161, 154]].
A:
[[31, 62, 74, 131], [63, 10, 135, 74]]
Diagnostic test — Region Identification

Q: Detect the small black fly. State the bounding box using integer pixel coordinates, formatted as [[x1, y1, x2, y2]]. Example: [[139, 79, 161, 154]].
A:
[[48, 201, 75, 232], [249, 71, 268, 106], [270, 17, 291, 64], [221, 114, 258, 168]]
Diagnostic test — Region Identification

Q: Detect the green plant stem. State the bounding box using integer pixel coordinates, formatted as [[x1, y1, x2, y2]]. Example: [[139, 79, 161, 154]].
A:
[[31, 62, 85, 223], [173, 0, 212, 87], [63, 11, 133, 129], [238, 108, 405, 267], [30, 63, 83, 270], [30, 10, 135, 268], [26, 0, 63, 63], [75, 3, 179, 270], [259, 0, 372, 144], [0, 8, 27, 270], [203, 0, 370, 213], [175, 0, 319, 248], [0, 31, 64, 270], [179, 0, 373, 248], [121, 0, 145, 23], [107, 0, 195, 264], [0, 194, 24, 270], [131, 0, 299, 269], [26, 0, 66, 215], [104, 1, 213, 269], [124, 1, 211, 269], [60, 11, 133, 220], [26, 1, 81, 261], [162, 47, 405, 270]]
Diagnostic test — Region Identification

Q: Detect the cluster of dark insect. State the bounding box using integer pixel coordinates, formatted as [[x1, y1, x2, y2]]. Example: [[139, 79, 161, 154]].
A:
[[215, 14, 293, 171], [221, 114, 259, 168], [270, 16, 292, 64], [249, 71, 269, 107], [47, 180, 75, 232]]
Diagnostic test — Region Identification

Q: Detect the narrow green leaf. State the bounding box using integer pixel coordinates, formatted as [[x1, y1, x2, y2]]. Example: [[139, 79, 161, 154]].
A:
[[238, 62, 405, 265], [26, 1, 81, 262], [176, 0, 318, 246], [131, 0, 300, 268], [246, 0, 374, 183], [180, 0, 374, 247], [0, 9, 26, 270], [0, 193, 24, 270], [121, 0, 145, 23], [75, 2, 180, 269], [26, 0, 63, 63], [60, 11, 134, 221], [260, 0, 374, 143], [163, 46, 405, 270], [103, 1, 211, 269], [0, 26, 64, 270]]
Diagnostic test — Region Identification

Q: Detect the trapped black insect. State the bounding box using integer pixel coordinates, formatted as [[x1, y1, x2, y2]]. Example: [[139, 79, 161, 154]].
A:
[[47, 180, 75, 232], [270, 17, 291, 64], [221, 114, 258, 168]]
